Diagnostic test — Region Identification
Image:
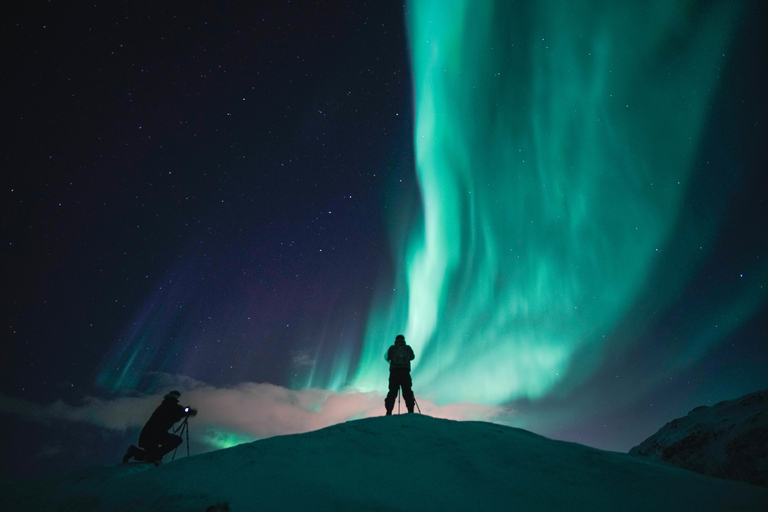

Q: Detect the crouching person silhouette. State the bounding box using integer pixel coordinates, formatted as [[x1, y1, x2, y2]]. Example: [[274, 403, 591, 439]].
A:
[[123, 390, 197, 465], [384, 334, 415, 415]]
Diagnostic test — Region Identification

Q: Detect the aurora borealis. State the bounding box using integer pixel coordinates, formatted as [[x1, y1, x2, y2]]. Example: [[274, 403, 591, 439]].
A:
[[353, 0, 759, 407], [2, 0, 767, 479]]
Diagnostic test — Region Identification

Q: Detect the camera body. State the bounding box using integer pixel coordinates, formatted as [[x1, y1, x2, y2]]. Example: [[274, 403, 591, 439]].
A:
[[184, 406, 198, 417]]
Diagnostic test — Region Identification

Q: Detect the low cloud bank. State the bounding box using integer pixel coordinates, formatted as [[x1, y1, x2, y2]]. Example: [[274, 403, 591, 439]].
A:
[[1, 375, 514, 452]]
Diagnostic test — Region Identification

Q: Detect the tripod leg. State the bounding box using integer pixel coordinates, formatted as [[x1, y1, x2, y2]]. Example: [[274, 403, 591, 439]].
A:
[[171, 419, 189, 461], [172, 429, 181, 461], [397, 388, 401, 415]]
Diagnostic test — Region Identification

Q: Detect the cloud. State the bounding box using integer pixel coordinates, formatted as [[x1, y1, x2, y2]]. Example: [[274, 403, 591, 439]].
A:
[[0, 375, 514, 453], [290, 350, 316, 368]]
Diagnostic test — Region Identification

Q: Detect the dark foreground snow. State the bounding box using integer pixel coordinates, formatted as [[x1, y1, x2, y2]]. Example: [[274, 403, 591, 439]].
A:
[[3, 414, 767, 511]]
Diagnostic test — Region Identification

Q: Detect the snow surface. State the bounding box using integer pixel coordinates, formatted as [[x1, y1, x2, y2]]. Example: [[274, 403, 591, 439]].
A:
[[3, 414, 767, 511], [630, 388, 768, 487]]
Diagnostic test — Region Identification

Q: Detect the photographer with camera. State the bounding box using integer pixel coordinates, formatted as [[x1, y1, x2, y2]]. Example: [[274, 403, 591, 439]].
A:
[[123, 390, 197, 465]]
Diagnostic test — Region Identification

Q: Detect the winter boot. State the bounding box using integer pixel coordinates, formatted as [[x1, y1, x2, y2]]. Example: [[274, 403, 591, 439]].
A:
[[122, 445, 140, 464]]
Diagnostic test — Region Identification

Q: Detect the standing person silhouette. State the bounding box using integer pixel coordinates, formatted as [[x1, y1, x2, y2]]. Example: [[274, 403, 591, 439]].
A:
[[384, 334, 415, 415]]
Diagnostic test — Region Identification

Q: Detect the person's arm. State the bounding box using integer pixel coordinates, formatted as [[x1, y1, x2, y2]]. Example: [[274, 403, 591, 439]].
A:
[[408, 346, 415, 361], [385, 346, 392, 362]]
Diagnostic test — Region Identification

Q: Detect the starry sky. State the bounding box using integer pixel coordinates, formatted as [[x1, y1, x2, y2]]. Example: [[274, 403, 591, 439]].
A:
[[2, 0, 767, 480]]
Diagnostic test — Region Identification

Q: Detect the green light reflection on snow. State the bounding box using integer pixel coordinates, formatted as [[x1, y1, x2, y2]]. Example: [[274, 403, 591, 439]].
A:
[[201, 429, 258, 450]]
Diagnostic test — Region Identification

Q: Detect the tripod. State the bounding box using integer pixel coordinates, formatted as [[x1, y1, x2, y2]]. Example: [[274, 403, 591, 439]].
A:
[[171, 416, 190, 461], [396, 388, 421, 414]]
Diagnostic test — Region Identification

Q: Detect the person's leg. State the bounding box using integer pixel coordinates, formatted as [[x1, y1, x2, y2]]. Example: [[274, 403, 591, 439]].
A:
[[400, 372, 415, 413], [122, 445, 142, 463], [132, 446, 148, 461], [139, 438, 161, 463], [155, 432, 183, 459], [384, 372, 399, 414], [139, 443, 161, 463], [140, 430, 183, 462]]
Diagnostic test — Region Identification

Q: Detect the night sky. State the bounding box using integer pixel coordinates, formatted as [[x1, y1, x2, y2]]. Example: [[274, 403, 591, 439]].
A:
[[2, 1, 767, 480]]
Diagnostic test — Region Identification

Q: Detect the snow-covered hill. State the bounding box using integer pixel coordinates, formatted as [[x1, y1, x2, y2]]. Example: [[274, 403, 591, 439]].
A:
[[3, 414, 767, 511], [630, 388, 768, 487]]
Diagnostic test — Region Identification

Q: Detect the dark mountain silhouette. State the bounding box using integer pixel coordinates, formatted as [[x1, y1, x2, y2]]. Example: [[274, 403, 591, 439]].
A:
[[631, 388, 768, 488]]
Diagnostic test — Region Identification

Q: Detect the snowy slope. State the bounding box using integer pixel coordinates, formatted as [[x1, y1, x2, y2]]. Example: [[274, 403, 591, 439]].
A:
[[3, 414, 767, 511], [630, 388, 768, 487]]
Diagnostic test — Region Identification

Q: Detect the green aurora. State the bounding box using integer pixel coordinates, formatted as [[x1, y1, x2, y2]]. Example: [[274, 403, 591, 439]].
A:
[[203, 429, 258, 450], [351, 0, 749, 405]]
